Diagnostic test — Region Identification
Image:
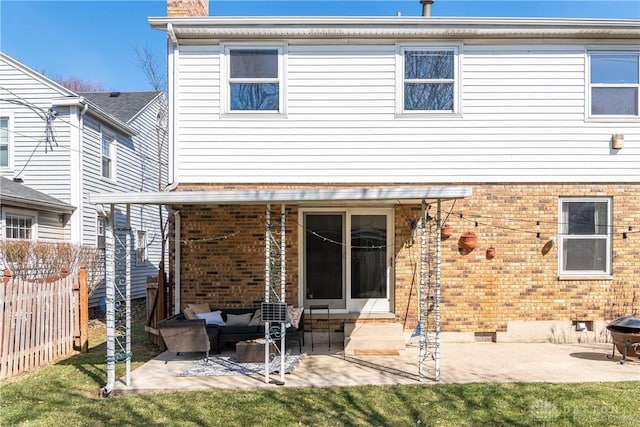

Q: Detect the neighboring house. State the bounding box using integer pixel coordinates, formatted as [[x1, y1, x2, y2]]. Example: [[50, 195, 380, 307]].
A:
[[0, 52, 167, 306], [98, 1, 639, 345]]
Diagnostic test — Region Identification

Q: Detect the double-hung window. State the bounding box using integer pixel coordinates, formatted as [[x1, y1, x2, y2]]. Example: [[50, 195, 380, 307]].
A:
[[559, 198, 611, 276], [0, 115, 12, 169], [399, 45, 460, 114], [588, 51, 639, 118], [4, 211, 36, 240], [101, 131, 115, 179], [223, 44, 285, 114]]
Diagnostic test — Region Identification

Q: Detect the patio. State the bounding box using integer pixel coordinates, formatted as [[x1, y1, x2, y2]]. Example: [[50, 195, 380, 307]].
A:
[[111, 341, 639, 394]]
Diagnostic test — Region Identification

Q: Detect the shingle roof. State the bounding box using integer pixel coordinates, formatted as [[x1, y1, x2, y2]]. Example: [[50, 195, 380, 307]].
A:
[[0, 176, 75, 213], [79, 91, 161, 123]]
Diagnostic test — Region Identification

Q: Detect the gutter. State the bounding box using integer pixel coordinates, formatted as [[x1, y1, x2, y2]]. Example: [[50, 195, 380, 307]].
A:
[[148, 16, 640, 40]]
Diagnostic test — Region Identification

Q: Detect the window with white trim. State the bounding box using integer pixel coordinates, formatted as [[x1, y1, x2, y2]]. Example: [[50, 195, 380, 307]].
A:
[[589, 51, 639, 117], [222, 44, 285, 113], [0, 116, 11, 168], [136, 230, 147, 263], [97, 217, 106, 249], [559, 198, 611, 276], [399, 46, 459, 114], [4, 211, 36, 239], [101, 131, 115, 179]]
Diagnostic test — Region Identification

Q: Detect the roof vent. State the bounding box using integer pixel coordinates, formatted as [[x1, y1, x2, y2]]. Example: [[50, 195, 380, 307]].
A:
[[109, 92, 121, 98]]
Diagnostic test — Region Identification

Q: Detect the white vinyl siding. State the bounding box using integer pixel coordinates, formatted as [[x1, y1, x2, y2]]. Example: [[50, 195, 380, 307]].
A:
[[174, 42, 640, 184]]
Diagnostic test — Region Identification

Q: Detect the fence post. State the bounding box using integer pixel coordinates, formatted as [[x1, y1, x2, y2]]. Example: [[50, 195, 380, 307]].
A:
[[78, 263, 89, 353]]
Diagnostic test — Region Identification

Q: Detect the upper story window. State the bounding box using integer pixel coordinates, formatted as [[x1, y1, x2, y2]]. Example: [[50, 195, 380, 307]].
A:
[[0, 115, 12, 169], [589, 51, 639, 118], [559, 198, 611, 277], [222, 44, 286, 114], [101, 131, 115, 179], [398, 45, 460, 115], [4, 210, 37, 240]]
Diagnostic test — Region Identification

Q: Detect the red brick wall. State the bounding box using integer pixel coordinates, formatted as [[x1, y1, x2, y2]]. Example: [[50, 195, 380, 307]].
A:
[[168, 183, 640, 334]]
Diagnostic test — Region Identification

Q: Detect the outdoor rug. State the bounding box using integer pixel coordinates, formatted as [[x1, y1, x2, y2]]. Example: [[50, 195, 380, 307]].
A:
[[179, 353, 305, 377]]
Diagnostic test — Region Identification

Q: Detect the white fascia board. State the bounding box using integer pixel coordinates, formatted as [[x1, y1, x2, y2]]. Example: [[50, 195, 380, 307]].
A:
[[89, 186, 472, 205], [148, 16, 640, 40]]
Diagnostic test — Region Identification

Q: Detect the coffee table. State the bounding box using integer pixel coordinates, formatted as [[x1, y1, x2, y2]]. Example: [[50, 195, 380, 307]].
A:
[[236, 339, 276, 363]]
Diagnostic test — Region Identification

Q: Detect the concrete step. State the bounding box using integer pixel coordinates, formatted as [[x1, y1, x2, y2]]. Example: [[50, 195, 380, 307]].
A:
[[343, 322, 406, 355]]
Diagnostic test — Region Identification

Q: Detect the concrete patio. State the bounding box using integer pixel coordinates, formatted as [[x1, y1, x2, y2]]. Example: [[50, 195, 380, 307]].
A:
[[111, 341, 639, 394]]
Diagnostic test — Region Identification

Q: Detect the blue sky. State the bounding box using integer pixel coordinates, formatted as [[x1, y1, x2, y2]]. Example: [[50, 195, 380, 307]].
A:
[[1, 0, 639, 92]]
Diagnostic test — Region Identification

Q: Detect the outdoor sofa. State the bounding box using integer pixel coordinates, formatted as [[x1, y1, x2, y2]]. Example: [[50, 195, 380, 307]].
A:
[[157, 305, 304, 355]]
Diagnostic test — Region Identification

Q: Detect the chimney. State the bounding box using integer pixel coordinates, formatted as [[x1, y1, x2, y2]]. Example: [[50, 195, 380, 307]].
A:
[[420, 0, 434, 17], [167, 0, 209, 17]]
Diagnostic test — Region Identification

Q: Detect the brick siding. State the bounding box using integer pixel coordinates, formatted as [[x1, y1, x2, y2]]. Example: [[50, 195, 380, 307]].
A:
[[168, 183, 640, 335]]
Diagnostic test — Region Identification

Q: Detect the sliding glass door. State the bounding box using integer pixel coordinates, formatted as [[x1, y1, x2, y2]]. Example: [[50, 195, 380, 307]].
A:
[[303, 209, 392, 313]]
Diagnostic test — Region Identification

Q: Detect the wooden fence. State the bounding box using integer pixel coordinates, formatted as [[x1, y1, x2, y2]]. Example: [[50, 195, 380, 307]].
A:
[[0, 265, 88, 380]]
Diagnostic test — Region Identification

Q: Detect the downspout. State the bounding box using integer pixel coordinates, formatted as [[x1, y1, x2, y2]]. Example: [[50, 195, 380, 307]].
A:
[[166, 206, 181, 314], [167, 23, 178, 185]]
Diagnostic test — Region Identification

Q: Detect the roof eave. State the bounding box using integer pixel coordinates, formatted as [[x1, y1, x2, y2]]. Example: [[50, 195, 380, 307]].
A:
[[148, 16, 640, 40], [1, 196, 76, 214]]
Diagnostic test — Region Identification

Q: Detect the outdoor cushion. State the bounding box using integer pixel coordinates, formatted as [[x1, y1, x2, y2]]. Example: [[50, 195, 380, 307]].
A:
[[196, 310, 225, 326], [188, 303, 212, 314], [248, 309, 263, 326], [183, 307, 198, 320], [225, 313, 252, 326], [288, 306, 304, 329], [221, 325, 260, 335]]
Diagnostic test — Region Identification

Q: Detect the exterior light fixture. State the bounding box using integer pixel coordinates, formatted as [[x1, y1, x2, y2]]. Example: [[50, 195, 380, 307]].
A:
[[612, 133, 624, 150]]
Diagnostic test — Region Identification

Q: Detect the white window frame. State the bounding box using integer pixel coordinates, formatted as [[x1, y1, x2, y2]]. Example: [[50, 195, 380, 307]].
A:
[[220, 42, 287, 116], [0, 112, 15, 171], [97, 217, 106, 249], [298, 207, 394, 313], [2, 208, 38, 240], [136, 229, 148, 264], [558, 197, 612, 278], [101, 128, 116, 181], [586, 48, 640, 122], [396, 43, 462, 117]]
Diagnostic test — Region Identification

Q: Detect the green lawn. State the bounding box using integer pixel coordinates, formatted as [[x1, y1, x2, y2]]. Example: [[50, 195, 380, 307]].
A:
[[1, 318, 637, 427]]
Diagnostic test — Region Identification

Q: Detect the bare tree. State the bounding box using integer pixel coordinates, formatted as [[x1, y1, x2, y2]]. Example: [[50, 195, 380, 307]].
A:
[[134, 45, 169, 268], [134, 45, 166, 92], [46, 74, 107, 92]]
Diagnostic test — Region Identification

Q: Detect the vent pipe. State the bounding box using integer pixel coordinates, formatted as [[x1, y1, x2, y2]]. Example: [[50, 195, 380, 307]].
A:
[[420, 0, 435, 17]]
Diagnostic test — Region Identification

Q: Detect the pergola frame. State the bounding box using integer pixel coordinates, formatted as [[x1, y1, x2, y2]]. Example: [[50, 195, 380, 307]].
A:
[[92, 186, 471, 394]]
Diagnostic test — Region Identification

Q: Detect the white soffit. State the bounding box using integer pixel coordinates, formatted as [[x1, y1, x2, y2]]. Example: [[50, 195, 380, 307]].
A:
[[89, 186, 472, 206]]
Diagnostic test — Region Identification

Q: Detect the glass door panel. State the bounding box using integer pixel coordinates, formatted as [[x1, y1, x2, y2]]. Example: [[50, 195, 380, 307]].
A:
[[303, 213, 345, 310]]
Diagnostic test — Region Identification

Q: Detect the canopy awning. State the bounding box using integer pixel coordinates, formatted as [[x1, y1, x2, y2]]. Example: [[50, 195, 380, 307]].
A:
[[89, 185, 472, 206]]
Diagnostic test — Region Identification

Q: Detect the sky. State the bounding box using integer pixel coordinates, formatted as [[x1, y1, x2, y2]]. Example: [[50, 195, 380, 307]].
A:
[[1, 0, 639, 92]]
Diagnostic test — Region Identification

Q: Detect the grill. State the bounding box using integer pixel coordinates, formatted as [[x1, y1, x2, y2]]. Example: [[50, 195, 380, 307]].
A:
[[605, 316, 640, 364]]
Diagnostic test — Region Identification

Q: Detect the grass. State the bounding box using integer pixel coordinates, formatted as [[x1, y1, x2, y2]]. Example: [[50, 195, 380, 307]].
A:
[[1, 314, 638, 426]]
